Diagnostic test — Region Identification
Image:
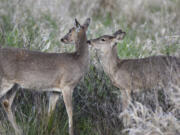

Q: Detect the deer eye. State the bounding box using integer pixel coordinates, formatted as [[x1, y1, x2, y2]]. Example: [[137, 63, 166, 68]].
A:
[[101, 38, 105, 41]]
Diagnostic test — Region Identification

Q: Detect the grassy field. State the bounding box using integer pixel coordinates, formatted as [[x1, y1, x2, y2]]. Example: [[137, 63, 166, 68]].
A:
[[0, 0, 180, 135]]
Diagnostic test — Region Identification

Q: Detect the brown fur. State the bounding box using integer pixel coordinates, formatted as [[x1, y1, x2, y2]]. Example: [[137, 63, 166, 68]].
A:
[[0, 18, 90, 135], [88, 29, 180, 112]]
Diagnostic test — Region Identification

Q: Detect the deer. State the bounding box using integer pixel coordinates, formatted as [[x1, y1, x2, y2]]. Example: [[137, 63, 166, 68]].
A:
[[0, 18, 90, 135], [87, 29, 180, 114]]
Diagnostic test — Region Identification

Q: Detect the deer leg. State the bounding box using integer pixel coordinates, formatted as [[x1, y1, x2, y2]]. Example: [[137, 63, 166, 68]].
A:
[[121, 89, 131, 127], [62, 86, 74, 135], [1, 86, 22, 135], [48, 92, 59, 116], [153, 88, 160, 113], [121, 89, 131, 111]]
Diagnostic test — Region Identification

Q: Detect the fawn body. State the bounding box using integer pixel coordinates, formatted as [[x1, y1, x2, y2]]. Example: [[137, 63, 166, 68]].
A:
[[88, 30, 180, 111], [0, 18, 90, 135]]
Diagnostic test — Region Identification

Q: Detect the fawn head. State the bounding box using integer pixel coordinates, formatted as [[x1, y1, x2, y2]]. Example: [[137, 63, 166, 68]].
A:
[[61, 18, 90, 44], [87, 29, 126, 52]]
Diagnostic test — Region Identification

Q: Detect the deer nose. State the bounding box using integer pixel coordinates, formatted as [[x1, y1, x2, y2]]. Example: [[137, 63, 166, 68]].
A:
[[87, 40, 91, 44], [61, 38, 64, 42]]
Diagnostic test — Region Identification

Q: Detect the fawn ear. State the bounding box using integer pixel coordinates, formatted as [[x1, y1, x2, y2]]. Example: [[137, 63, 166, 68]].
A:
[[74, 18, 81, 31], [113, 29, 126, 40], [83, 18, 91, 30]]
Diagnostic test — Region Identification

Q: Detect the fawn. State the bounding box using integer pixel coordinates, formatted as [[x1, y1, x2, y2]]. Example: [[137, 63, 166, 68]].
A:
[[87, 29, 180, 112]]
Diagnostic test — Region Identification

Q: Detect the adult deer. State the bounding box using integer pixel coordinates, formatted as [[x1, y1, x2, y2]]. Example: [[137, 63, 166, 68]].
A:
[[0, 18, 90, 135], [87, 29, 180, 112]]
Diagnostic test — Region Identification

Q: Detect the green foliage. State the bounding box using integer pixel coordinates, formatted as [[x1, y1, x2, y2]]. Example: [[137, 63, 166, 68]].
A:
[[117, 35, 145, 58], [0, 7, 60, 51], [102, 13, 113, 27]]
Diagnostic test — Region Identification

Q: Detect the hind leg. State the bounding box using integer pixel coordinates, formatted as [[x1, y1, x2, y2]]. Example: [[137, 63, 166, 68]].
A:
[[48, 92, 59, 116], [153, 88, 161, 113], [2, 91, 22, 135], [0, 82, 22, 135]]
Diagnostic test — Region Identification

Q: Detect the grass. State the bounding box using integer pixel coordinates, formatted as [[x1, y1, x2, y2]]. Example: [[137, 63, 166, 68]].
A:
[[0, 0, 180, 135]]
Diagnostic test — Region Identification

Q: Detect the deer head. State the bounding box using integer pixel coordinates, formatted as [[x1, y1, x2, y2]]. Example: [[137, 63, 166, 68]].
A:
[[61, 18, 90, 44], [87, 29, 126, 53]]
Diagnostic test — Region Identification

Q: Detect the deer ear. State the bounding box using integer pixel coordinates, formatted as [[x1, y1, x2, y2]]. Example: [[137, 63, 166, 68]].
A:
[[83, 18, 91, 30], [74, 18, 81, 30], [113, 29, 126, 40]]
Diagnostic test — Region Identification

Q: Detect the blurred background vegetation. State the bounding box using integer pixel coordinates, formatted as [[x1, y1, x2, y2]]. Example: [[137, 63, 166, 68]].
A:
[[0, 0, 180, 135]]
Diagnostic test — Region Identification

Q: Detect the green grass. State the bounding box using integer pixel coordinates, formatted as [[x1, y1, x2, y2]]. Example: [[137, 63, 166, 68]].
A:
[[160, 43, 180, 55]]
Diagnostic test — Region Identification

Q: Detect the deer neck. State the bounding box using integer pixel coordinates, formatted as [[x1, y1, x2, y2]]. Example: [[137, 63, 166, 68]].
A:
[[74, 32, 89, 67], [99, 44, 119, 76]]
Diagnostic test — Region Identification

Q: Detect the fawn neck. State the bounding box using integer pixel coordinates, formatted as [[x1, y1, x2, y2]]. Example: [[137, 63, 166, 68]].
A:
[[99, 44, 119, 75]]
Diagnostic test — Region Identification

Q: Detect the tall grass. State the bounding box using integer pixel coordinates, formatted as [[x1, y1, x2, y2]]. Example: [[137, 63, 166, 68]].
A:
[[0, 0, 180, 134]]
